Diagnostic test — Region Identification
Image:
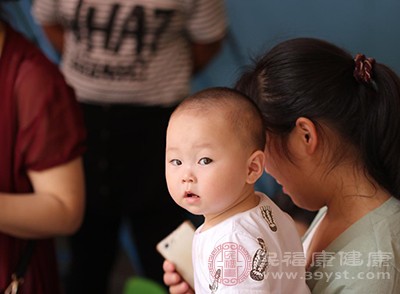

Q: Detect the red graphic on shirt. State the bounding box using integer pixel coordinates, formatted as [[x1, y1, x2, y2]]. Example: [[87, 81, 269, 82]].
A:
[[208, 242, 252, 286]]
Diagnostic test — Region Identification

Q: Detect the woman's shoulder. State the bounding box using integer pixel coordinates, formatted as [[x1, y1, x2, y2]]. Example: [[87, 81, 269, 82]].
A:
[[4, 23, 61, 78], [363, 197, 400, 251]]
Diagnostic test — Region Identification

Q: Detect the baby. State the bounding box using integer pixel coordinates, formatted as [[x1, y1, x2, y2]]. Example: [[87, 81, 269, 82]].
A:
[[165, 87, 310, 293]]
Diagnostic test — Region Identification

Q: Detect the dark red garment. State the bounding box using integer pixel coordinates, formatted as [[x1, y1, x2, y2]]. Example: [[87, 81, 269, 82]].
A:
[[0, 24, 86, 293]]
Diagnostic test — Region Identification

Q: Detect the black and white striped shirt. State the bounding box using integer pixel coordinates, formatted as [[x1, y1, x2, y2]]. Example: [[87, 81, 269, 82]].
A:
[[33, 0, 227, 105]]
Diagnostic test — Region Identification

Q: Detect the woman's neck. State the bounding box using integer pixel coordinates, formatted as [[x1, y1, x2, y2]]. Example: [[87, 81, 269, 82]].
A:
[[305, 174, 390, 269], [323, 164, 391, 224], [326, 191, 390, 227]]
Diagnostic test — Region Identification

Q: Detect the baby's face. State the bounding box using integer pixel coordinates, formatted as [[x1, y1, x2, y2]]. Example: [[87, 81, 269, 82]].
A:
[[165, 109, 253, 219]]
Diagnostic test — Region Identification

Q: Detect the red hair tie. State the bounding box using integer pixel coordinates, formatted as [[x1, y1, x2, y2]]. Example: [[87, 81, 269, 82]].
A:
[[353, 53, 378, 90]]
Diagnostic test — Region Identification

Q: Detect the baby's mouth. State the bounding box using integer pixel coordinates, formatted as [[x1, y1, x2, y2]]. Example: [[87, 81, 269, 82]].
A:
[[185, 191, 199, 198]]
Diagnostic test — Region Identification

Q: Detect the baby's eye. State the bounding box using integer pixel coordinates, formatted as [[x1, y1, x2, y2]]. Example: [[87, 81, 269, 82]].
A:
[[170, 159, 182, 166], [198, 157, 213, 165]]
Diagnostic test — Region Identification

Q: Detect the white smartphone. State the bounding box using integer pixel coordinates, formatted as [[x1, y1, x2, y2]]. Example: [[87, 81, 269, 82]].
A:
[[156, 220, 196, 289]]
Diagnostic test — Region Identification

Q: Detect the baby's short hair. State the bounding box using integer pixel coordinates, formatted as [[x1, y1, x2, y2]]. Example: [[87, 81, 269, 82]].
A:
[[174, 87, 266, 151]]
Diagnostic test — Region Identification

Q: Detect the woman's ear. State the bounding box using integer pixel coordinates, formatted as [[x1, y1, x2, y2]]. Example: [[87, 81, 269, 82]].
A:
[[247, 150, 265, 184], [294, 117, 318, 155]]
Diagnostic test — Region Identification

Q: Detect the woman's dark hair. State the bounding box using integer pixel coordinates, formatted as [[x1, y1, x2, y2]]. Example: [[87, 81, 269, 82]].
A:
[[235, 37, 400, 199]]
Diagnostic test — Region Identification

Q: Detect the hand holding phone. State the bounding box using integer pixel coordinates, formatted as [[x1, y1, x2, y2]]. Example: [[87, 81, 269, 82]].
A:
[[156, 220, 196, 289]]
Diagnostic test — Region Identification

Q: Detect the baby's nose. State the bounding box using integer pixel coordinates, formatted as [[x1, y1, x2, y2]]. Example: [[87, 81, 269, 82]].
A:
[[182, 173, 195, 183]]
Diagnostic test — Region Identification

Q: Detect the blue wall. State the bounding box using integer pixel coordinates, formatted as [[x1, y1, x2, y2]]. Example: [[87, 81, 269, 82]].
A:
[[193, 0, 400, 91]]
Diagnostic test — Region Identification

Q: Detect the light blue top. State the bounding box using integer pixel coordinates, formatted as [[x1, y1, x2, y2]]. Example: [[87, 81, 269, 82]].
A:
[[303, 197, 400, 293]]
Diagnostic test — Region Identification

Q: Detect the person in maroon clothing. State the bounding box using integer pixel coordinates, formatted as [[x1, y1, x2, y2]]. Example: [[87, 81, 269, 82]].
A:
[[0, 20, 86, 294]]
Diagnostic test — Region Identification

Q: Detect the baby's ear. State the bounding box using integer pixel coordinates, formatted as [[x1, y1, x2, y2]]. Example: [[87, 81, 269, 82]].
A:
[[247, 150, 265, 184]]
